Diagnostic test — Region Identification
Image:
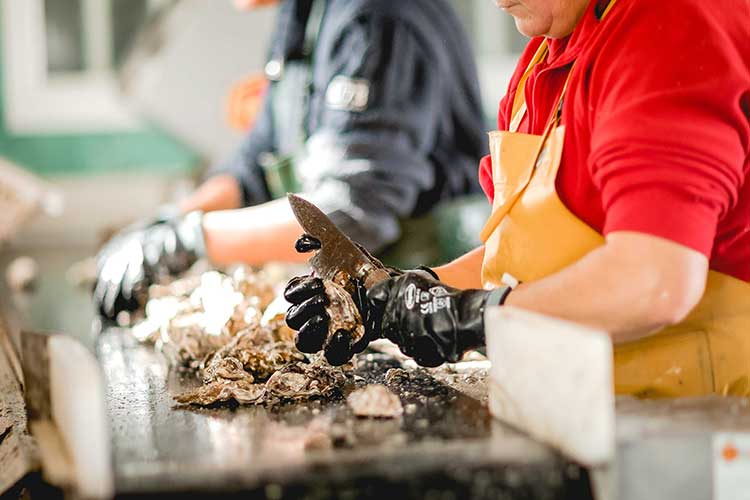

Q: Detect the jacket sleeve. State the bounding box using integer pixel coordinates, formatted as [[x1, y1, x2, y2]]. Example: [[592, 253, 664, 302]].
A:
[[298, 13, 443, 252], [207, 92, 275, 207]]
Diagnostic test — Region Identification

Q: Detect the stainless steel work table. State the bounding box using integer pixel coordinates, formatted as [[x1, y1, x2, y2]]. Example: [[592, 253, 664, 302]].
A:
[[2, 245, 749, 500]]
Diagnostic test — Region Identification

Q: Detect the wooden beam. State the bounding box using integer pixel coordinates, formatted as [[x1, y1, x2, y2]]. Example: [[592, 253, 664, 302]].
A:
[[0, 325, 38, 495], [21, 332, 52, 420]]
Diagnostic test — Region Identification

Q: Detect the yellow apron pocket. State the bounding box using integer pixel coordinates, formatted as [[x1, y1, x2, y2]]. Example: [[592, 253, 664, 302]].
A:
[[614, 328, 713, 398]]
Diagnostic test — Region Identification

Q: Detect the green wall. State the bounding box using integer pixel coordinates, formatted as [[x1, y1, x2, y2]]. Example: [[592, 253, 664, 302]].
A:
[[0, 7, 199, 177]]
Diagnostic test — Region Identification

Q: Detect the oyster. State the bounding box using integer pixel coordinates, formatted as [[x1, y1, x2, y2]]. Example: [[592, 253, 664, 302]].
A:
[[190, 271, 263, 336], [176, 357, 351, 407], [200, 326, 305, 384], [132, 265, 280, 366], [230, 266, 276, 311], [324, 279, 364, 345], [157, 313, 231, 370], [132, 264, 354, 407], [174, 379, 265, 406], [264, 358, 350, 404], [5, 255, 38, 292], [347, 384, 403, 418]]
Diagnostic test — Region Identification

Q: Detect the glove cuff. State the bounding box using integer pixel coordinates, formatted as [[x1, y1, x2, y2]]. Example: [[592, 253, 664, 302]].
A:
[[415, 265, 440, 281], [484, 285, 513, 308], [450, 289, 489, 355], [454, 286, 512, 356], [450, 285, 510, 355], [177, 211, 207, 259]]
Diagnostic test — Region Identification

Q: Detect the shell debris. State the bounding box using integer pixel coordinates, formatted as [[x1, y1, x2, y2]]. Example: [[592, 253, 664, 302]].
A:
[[347, 384, 404, 418], [129, 262, 353, 406]]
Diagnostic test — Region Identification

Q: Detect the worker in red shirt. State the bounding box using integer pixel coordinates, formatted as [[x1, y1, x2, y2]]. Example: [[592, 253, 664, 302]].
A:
[[285, 0, 750, 398]]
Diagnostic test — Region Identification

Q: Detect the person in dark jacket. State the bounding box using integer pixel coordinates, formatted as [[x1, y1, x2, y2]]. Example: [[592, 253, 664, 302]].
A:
[[94, 0, 487, 319]]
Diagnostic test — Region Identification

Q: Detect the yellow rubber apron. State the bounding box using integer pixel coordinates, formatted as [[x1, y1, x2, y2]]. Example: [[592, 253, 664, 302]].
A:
[[479, 1, 750, 398]]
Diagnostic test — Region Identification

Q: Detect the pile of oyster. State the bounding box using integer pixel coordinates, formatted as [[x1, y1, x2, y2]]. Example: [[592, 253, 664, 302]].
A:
[[130, 264, 353, 406]]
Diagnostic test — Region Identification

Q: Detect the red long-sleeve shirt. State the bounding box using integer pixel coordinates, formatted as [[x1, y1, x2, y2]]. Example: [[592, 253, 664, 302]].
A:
[[479, 0, 750, 281]]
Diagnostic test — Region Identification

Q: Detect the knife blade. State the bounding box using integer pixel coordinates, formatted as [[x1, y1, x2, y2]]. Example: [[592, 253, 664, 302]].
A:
[[287, 194, 390, 288]]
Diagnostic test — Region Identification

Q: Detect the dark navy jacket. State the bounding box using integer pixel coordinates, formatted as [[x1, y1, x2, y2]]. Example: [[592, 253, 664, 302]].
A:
[[214, 0, 487, 251]]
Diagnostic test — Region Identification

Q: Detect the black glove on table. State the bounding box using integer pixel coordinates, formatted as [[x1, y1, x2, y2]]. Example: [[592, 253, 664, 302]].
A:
[[284, 235, 512, 367], [93, 211, 206, 320]]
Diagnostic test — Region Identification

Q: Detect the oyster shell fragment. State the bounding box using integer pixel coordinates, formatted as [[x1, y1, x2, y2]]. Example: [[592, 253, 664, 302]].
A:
[[347, 384, 403, 418]]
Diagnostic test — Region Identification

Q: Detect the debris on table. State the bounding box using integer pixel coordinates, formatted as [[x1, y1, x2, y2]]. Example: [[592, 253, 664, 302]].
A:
[[302, 416, 335, 451], [328, 413, 406, 448], [129, 263, 354, 406], [347, 384, 403, 418]]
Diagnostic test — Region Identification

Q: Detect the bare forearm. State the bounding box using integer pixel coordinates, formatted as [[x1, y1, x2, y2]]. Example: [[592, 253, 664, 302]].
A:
[[178, 175, 243, 214], [433, 246, 485, 289], [202, 198, 309, 266], [503, 232, 708, 343]]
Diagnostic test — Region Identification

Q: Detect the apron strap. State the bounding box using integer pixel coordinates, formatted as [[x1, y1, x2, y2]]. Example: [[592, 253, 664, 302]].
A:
[[600, 0, 618, 18], [509, 42, 549, 133], [508, 0, 619, 133]]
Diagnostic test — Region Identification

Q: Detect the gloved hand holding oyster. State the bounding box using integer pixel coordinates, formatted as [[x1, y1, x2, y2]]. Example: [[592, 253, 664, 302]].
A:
[[285, 232, 492, 368], [284, 233, 441, 366]]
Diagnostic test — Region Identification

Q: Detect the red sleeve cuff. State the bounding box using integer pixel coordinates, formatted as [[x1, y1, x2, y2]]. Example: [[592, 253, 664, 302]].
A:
[[478, 154, 494, 203], [602, 187, 719, 257]]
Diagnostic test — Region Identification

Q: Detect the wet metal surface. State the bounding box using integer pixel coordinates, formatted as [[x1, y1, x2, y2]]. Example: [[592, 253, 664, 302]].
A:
[[96, 328, 591, 499], [3, 246, 591, 498], [613, 396, 750, 500], [616, 395, 750, 438], [0, 246, 97, 350]]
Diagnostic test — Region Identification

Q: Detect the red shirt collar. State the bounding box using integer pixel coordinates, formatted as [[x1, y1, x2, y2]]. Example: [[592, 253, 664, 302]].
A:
[[545, 0, 611, 67]]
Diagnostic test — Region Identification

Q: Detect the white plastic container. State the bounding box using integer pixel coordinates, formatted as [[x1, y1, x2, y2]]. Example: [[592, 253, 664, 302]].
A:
[[484, 306, 615, 466]]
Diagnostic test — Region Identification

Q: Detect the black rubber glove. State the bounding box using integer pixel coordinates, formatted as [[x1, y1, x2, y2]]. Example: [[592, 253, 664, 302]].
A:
[[285, 274, 374, 365], [93, 211, 206, 320], [367, 272, 498, 367], [284, 234, 437, 365]]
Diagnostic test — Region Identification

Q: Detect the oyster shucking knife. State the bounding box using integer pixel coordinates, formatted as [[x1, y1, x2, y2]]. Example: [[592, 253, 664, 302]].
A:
[[287, 193, 390, 288]]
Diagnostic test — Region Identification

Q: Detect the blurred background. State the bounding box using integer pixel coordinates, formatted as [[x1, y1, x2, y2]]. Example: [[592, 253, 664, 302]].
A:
[[0, 0, 525, 337], [0, 0, 525, 247]]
